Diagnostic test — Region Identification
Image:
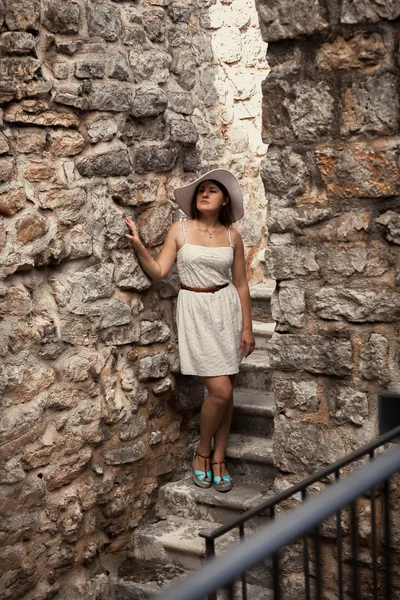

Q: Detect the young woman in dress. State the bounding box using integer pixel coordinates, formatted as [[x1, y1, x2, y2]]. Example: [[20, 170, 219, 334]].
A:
[[125, 169, 255, 492]]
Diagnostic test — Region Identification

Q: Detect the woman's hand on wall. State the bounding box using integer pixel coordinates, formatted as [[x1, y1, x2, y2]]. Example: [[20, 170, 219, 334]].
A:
[[125, 216, 143, 250]]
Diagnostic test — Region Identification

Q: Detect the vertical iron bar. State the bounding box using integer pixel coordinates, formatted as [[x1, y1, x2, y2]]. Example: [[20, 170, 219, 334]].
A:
[[369, 450, 378, 600], [239, 523, 247, 600], [302, 489, 311, 600], [350, 500, 359, 600], [314, 525, 322, 600], [383, 478, 392, 600], [225, 581, 235, 600], [270, 506, 281, 600], [206, 538, 217, 600], [335, 469, 344, 600]]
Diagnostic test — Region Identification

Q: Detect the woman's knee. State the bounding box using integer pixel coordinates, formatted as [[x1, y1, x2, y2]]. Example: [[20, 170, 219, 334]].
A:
[[205, 378, 233, 407]]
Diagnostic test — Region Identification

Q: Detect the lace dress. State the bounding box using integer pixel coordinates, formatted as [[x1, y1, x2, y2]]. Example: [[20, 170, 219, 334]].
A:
[[176, 220, 243, 377]]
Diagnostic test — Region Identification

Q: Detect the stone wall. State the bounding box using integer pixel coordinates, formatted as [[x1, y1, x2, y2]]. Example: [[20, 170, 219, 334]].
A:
[[257, 0, 400, 596], [0, 0, 268, 598]]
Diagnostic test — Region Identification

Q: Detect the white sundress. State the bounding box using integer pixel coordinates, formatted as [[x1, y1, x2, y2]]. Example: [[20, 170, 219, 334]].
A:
[[176, 219, 243, 377]]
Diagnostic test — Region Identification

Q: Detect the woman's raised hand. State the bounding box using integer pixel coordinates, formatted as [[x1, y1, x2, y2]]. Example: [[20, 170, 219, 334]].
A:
[[125, 216, 142, 249]]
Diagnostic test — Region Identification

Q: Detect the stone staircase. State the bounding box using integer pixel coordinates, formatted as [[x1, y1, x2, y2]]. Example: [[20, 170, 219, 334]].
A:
[[112, 280, 276, 599]]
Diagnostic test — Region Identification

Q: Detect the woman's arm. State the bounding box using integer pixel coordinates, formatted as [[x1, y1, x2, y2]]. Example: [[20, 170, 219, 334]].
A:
[[125, 217, 179, 281], [231, 229, 255, 357]]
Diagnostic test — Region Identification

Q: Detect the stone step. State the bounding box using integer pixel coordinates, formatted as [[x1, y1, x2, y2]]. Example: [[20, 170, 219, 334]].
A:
[[226, 433, 276, 483], [132, 517, 273, 590], [133, 518, 234, 571], [156, 479, 273, 525], [237, 350, 272, 390], [232, 388, 276, 437], [253, 320, 275, 349], [250, 281, 275, 323], [112, 577, 274, 600]]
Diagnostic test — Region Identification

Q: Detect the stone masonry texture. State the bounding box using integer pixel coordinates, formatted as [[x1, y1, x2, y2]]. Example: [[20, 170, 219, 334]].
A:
[[0, 0, 268, 598], [259, 0, 400, 596]]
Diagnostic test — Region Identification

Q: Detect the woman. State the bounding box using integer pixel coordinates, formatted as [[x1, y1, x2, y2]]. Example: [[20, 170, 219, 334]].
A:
[[125, 169, 255, 492]]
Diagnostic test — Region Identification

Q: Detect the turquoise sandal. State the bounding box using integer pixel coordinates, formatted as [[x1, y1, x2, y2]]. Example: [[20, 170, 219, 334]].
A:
[[193, 450, 212, 489], [212, 460, 232, 493]]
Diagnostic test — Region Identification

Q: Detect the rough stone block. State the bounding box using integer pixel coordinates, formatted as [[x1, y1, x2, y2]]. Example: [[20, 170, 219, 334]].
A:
[[52, 60, 68, 79], [0, 157, 14, 182], [16, 214, 47, 244], [256, 0, 328, 42], [265, 246, 319, 280], [139, 320, 170, 345], [169, 119, 198, 144], [260, 147, 309, 206], [88, 118, 118, 144], [131, 85, 168, 118], [305, 211, 372, 242], [45, 448, 92, 491], [75, 59, 105, 79], [43, 1, 80, 34], [113, 249, 151, 291], [170, 48, 196, 90], [271, 282, 305, 327], [137, 202, 174, 247], [14, 128, 47, 154], [313, 287, 400, 322], [341, 0, 400, 24], [273, 415, 346, 474], [38, 188, 86, 224], [341, 73, 398, 136], [88, 3, 121, 41], [73, 264, 115, 303], [130, 49, 171, 84], [0, 189, 26, 215], [108, 53, 130, 81], [48, 130, 85, 156], [134, 144, 179, 173], [5, 0, 40, 31], [273, 374, 319, 413], [268, 206, 331, 233], [267, 333, 353, 376], [142, 8, 166, 42], [103, 441, 146, 465], [76, 149, 131, 177], [360, 333, 389, 383], [169, 4, 191, 22], [316, 31, 386, 70], [376, 210, 400, 244], [316, 142, 399, 198], [0, 32, 35, 55], [5, 100, 80, 128], [55, 82, 134, 112], [262, 77, 335, 143], [317, 241, 391, 280], [138, 353, 169, 380], [326, 380, 369, 426], [0, 57, 41, 84]]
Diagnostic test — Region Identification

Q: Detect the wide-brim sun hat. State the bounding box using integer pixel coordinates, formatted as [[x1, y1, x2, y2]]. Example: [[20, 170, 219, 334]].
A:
[[173, 169, 244, 222]]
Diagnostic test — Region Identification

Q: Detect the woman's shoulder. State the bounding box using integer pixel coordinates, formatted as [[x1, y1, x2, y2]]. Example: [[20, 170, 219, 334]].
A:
[[229, 225, 242, 242]]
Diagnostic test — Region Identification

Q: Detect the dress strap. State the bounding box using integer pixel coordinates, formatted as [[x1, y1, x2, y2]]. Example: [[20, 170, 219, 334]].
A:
[[227, 226, 233, 249], [180, 218, 187, 244]]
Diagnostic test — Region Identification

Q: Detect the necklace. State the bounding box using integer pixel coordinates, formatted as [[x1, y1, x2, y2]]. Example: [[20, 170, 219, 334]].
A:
[[196, 220, 220, 238]]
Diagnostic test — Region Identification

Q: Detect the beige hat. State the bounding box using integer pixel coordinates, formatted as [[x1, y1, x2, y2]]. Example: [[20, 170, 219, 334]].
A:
[[173, 169, 244, 222]]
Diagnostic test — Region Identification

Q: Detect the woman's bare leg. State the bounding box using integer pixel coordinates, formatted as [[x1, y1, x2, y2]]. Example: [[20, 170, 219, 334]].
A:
[[212, 374, 235, 478], [193, 375, 233, 476]]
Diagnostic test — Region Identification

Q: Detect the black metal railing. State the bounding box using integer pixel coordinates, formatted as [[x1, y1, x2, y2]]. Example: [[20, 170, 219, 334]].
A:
[[154, 424, 400, 600]]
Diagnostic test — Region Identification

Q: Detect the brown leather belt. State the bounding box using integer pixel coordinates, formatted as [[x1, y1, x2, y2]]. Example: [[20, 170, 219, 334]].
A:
[[180, 282, 229, 293]]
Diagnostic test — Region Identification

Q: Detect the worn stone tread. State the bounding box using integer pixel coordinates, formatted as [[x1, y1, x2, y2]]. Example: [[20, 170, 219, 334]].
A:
[[241, 350, 271, 370], [252, 320, 275, 336], [249, 281, 276, 299], [226, 434, 274, 464], [134, 517, 236, 565], [234, 389, 276, 417], [112, 577, 274, 600], [158, 479, 272, 513]]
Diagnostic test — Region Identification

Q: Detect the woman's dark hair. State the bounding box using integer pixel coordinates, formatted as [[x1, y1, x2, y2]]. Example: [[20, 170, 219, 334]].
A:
[[190, 179, 234, 226]]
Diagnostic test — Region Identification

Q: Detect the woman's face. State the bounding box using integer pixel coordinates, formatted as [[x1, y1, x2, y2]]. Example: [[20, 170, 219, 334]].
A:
[[196, 181, 227, 214]]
